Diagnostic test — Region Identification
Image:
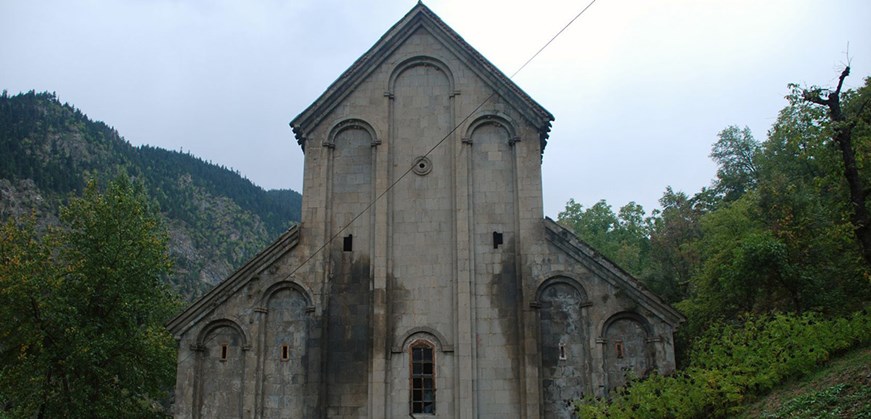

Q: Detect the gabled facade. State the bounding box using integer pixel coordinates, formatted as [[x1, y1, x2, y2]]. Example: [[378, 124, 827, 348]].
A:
[[168, 4, 684, 418]]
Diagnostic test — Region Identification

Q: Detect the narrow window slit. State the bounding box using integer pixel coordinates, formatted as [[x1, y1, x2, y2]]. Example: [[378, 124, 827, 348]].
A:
[[615, 340, 624, 359], [559, 343, 567, 360], [281, 344, 290, 361], [493, 231, 503, 249], [343, 234, 353, 252], [220, 343, 228, 361]]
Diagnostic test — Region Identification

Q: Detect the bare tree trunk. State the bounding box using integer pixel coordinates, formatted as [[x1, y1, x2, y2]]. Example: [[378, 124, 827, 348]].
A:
[[803, 66, 871, 265]]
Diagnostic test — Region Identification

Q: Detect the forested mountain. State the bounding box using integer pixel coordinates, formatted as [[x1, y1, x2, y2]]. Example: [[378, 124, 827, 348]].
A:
[[0, 90, 302, 299]]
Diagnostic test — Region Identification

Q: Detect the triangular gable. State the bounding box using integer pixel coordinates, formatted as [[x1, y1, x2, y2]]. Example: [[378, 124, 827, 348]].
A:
[[166, 224, 301, 337], [290, 2, 554, 153], [544, 217, 686, 328]]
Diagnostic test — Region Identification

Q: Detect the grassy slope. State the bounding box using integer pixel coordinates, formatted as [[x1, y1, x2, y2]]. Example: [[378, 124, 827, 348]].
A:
[[734, 346, 871, 418]]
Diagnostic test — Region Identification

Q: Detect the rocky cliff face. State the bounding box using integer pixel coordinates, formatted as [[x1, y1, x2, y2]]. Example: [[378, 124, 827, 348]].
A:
[[0, 91, 301, 300]]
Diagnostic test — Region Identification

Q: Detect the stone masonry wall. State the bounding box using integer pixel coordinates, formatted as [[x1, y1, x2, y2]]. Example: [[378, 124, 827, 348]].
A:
[[171, 14, 680, 418]]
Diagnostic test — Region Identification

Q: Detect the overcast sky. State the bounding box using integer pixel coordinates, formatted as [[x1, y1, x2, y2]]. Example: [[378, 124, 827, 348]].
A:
[[2, 0, 869, 217]]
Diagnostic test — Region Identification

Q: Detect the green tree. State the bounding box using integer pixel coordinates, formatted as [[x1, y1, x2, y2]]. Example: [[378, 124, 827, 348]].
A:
[[557, 199, 652, 276], [0, 176, 178, 418], [676, 76, 871, 342], [800, 68, 871, 265], [644, 187, 705, 304], [710, 125, 760, 203]]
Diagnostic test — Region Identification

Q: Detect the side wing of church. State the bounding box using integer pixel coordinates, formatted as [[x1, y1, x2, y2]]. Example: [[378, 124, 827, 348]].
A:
[[167, 4, 684, 418]]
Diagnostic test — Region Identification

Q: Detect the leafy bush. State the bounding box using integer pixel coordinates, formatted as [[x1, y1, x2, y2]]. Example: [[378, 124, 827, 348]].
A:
[[576, 310, 871, 418]]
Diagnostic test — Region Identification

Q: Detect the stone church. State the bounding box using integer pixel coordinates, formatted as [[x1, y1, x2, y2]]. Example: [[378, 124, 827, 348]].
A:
[[167, 3, 684, 418]]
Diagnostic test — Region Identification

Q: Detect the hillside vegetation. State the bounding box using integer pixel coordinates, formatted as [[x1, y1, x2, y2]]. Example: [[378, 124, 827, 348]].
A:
[[576, 310, 871, 418], [0, 90, 302, 299], [558, 71, 871, 416], [736, 345, 871, 418]]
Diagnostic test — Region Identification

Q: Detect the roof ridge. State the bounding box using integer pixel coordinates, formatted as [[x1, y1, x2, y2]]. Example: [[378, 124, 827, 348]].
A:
[[166, 224, 301, 336], [415, 5, 553, 122], [543, 217, 686, 327], [290, 3, 553, 152]]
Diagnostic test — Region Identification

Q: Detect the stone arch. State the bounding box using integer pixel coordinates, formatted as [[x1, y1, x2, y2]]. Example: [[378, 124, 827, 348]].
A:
[[467, 110, 519, 260], [258, 279, 314, 310], [599, 311, 653, 338], [394, 326, 452, 353], [194, 319, 248, 419], [388, 55, 455, 93], [535, 276, 592, 419], [600, 311, 655, 391], [324, 117, 376, 259], [324, 118, 380, 148], [464, 112, 518, 144], [533, 274, 590, 306], [196, 318, 250, 348]]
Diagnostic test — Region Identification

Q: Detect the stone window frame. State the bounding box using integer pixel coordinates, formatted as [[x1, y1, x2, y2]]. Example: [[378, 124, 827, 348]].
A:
[[409, 339, 436, 415], [280, 343, 290, 362]]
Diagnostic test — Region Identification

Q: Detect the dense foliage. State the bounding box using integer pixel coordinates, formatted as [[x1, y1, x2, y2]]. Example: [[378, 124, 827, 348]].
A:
[[0, 91, 302, 299], [0, 177, 178, 418], [559, 73, 871, 415], [575, 310, 871, 418], [558, 75, 871, 343]]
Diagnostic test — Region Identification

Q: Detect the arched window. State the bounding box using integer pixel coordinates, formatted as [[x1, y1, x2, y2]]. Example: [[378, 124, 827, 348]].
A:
[[409, 341, 435, 414]]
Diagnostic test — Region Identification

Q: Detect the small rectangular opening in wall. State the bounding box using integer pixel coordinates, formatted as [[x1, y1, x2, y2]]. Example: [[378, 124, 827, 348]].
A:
[[615, 340, 624, 359], [220, 343, 228, 361], [343, 234, 353, 252], [559, 343, 567, 360], [493, 232, 503, 249], [281, 344, 290, 361]]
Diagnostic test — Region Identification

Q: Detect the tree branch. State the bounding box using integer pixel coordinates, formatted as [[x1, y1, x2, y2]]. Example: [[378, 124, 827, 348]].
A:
[[834, 66, 851, 96], [802, 90, 830, 106]]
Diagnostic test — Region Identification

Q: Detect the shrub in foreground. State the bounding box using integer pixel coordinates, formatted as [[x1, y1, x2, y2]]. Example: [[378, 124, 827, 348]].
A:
[[576, 310, 871, 418]]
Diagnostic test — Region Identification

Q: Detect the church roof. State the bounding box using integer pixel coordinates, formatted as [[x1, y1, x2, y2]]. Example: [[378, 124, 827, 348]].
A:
[[166, 224, 300, 337], [290, 2, 555, 152], [543, 218, 686, 328]]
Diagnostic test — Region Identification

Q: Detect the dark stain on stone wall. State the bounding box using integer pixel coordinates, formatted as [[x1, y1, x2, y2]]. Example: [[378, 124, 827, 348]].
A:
[[491, 238, 520, 360], [324, 251, 371, 415]]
